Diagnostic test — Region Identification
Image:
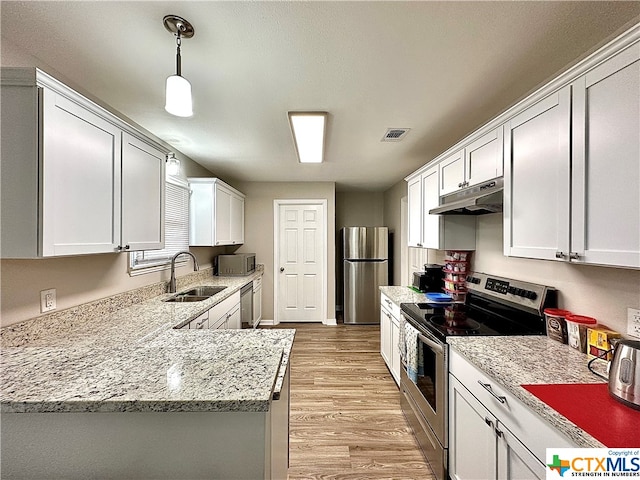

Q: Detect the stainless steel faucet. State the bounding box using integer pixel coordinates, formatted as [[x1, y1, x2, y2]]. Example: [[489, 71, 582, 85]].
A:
[[169, 251, 199, 293]]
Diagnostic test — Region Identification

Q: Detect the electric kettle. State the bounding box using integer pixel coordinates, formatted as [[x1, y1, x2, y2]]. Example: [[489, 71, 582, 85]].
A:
[[608, 339, 640, 410]]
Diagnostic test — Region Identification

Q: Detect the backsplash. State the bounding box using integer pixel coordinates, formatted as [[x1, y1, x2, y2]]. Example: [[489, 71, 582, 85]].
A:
[[0, 267, 215, 346]]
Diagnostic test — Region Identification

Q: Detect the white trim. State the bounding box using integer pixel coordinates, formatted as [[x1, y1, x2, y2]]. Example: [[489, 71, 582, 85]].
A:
[[273, 199, 328, 325]]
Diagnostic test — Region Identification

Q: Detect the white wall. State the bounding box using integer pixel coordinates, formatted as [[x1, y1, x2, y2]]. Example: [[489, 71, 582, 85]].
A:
[[474, 213, 640, 335], [235, 181, 336, 323]]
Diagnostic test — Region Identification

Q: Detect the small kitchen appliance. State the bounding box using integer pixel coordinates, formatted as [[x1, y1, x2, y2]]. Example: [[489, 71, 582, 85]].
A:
[[400, 272, 557, 480], [608, 339, 640, 410], [216, 253, 256, 276], [412, 264, 444, 292]]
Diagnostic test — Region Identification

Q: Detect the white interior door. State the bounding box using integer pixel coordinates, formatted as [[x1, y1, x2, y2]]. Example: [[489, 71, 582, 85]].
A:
[[275, 201, 326, 323]]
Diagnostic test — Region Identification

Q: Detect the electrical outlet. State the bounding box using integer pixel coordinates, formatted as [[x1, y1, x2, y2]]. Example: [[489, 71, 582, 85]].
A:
[[40, 288, 56, 313], [628, 307, 640, 338]]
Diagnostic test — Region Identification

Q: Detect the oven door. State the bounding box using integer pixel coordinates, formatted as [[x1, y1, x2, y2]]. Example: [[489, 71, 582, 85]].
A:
[[400, 313, 448, 446]]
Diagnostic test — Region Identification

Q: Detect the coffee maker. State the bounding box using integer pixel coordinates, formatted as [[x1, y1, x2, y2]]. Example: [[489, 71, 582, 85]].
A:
[[413, 264, 445, 292]]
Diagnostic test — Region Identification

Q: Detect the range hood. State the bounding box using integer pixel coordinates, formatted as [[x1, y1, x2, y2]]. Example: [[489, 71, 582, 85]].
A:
[[429, 178, 503, 215]]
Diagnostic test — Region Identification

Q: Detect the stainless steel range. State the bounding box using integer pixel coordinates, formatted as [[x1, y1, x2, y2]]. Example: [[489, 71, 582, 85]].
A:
[[399, 272, 556, 480]]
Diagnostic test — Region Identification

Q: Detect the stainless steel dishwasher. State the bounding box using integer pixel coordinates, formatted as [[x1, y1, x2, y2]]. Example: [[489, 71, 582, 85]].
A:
[[240, 282, 254, 328]]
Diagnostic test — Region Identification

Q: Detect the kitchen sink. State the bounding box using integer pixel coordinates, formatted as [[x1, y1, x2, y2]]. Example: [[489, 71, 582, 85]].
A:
[[164, 296, 211, 303], [163, 286, 227, 302], [179, 286, 226, 297]]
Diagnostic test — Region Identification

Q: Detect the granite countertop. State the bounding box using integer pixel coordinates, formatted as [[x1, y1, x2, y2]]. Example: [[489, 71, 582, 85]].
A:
[[1, 269, 295, 414], [447, 336, 609, 448], [380, 285, 427, 305]]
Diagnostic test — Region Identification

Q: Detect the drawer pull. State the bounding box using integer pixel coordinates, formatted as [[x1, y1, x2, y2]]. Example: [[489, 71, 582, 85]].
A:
[[477, 380, 507, 404], [484, 417, 494, 428]]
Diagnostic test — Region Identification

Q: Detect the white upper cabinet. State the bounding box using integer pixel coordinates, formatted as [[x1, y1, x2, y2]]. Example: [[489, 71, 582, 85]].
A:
[[503, 87, 572, 261], [0, 68, 167, 258], [407, 175, 423, 247], [465, 128, 503, 188], [121, 133, 165, 252], [570, 45, 640, 268], [406, 164, 476, 250], [504, 38, 640, 268], [188, 178, 245, 246], [439, 128, 504, 197], [439, 149, 465, 196]]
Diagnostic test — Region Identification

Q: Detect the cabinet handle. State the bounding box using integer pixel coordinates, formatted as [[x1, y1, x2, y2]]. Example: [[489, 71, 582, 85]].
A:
[[569, 252, 580, 260], [124, 245, 130, 250], [385, 299, 392, 307], [477, 380, 507, 404], [115, 245, 122, 252], [555, 251, 566, 259], [458, 182, 463, 188], [484, 417, 494, 428], [417, 243, 423, 247], [495, 427, 503, 438]]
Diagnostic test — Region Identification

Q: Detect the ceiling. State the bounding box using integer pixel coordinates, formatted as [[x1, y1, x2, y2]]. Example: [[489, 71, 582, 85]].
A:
[[2, 2, 639, 192]]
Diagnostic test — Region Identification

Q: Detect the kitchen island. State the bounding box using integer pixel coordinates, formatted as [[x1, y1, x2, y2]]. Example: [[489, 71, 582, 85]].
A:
[[0, 271, 295, 479]]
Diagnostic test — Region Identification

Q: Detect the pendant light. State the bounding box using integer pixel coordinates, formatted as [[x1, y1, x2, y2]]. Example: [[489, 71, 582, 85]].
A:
[[163, 15, 195, 117]]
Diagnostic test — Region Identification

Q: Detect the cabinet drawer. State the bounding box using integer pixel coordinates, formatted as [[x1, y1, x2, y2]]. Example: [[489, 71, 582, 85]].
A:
[[380, 293, 400, 319], [208, 291, 241, 323], [449, 348, 575, 462]]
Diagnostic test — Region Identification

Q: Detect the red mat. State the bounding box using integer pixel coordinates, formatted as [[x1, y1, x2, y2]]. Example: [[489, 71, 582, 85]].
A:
[[521, 383, 640, 447]]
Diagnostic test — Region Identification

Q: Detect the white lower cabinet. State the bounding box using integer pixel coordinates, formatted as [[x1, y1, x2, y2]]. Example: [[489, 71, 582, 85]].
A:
[[253, 274, 263, 326], [380, 293, 401, 386], [209, 292, 241, 330], [449, 348, 575, 480]]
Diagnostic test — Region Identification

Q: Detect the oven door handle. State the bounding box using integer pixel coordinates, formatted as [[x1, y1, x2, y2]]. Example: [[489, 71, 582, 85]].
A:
[[417, 332, 444, 355]]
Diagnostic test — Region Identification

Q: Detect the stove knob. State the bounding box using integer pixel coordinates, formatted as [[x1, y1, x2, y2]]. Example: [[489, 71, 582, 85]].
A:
[[507, 286, 517, 294], [473, 277, 481, 284], [516, 288, 525, 297], [525, 291, 538, 300]]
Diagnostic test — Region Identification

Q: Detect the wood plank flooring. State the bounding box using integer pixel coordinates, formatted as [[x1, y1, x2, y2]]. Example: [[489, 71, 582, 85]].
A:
[[269, 323, 434, 480]]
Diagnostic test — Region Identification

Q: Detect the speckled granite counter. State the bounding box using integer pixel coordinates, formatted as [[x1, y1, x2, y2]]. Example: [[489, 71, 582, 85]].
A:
[[447, 336, 608, 448], [380, 285, 426, 305], [1, 269, 295, 414]]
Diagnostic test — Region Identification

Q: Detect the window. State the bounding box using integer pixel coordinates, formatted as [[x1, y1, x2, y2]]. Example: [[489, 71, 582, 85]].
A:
[[129, 177, 190, 274]]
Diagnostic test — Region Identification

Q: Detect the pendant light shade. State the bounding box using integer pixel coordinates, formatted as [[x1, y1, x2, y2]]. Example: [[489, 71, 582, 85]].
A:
[[163, 15, 195, 118], [165, 75, 193, 117]]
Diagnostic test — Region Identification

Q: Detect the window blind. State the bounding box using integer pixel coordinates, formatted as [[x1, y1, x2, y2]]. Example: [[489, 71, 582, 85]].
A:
[[130, 178, 190, 270]]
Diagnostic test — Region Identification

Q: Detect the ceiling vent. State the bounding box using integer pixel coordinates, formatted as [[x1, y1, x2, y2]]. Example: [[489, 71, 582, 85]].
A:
[[381, 128, 410, 142]]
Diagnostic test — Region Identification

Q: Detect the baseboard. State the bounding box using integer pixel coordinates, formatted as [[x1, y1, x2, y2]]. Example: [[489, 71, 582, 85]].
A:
[[323, 318, 337, 326], [260, 318, 337, 326]]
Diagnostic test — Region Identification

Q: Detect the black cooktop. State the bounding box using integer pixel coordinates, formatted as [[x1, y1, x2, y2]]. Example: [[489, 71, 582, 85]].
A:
[[400, 297, 547, 342]]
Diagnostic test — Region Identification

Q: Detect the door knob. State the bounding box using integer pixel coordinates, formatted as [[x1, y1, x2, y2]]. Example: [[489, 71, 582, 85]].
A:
[[280, 267, 285, 272]]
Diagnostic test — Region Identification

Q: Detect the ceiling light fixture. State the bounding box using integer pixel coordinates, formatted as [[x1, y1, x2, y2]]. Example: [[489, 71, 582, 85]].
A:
[[288, 112, 328, 164], [163, 15, 195, 117]]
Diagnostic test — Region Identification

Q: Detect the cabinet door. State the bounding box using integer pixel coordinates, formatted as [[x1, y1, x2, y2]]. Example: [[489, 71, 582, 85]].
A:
[[503, 87, 571, 261], [379, 307, 392, 368], [449, 375, 497, 480], [121, 133, 165, 251], [497, 425, 545, 480], [465, 127, 503, 188], [214, 184, 232, 245], [421, 166, 441, 249], [227, 305, 241, 330], [407, 175, 423, 247], [41, 89, 122, 256], [189, 182, 215, 246], [439, 149, 465, 196], [390, 315, 401, 385], [229, 193, 244, 244], [571, 45, 640, 268]]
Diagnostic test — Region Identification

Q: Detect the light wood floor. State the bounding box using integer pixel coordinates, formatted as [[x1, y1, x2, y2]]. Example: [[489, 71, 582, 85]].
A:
[[270, 323, 434, 480]]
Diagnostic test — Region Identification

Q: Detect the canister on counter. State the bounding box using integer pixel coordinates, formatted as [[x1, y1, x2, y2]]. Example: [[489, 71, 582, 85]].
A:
[[544, 308, 571, 344], [587, 326, 622, 361], [565, 314, 597, 353]]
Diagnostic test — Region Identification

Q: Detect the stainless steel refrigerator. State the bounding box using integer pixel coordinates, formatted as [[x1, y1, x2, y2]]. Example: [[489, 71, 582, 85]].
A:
[[342, 227, 389, 325]]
